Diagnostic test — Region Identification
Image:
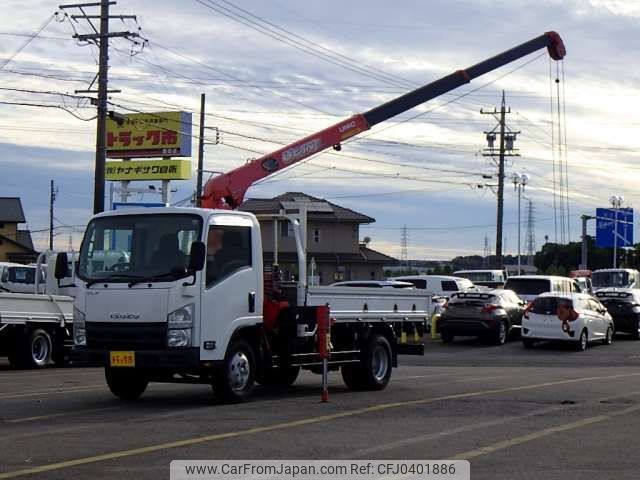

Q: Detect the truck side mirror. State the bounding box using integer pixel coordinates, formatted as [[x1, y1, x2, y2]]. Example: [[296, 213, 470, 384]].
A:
[[188, 242, 206, 272], [54, 252, 69, 280]]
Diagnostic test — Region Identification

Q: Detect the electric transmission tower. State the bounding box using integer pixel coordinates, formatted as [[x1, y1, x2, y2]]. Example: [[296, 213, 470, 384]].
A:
[[525, 199, 536, 264], [400, 225, 409, 267]]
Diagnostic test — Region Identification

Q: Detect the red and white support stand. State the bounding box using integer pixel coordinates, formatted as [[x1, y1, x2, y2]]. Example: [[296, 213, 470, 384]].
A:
[[317, 305, 331, 403]]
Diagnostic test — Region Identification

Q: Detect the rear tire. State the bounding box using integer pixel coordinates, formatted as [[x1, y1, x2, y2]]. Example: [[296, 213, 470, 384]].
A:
[[105, 367, 149, 400], [632, 319, 640, 340], [575, 329, 588, 351], [493, 321, 508, 345], [342, 334, 392, 391], [213, 339, 256, 403], [603, 326, 614, 345], [441, 331, 454, 343], [14, 329, 53, 369]]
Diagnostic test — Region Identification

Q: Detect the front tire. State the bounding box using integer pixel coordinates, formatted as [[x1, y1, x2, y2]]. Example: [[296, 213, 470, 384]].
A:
[[522, 338, 535, 349], [213, 339, 256, 403], [342, 334, 392, 391], [576, 329, 588, 351], [441, 331, 454, 343], [105, 368, 149, 400], [632, 319, 640, 340]]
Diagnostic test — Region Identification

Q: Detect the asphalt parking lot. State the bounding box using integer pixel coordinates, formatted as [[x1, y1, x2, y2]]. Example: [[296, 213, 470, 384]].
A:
[[1, 335, 640, 480]]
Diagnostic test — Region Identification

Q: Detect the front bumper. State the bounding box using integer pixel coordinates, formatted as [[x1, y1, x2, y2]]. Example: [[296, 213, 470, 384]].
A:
[[72, 347, 200, 369]]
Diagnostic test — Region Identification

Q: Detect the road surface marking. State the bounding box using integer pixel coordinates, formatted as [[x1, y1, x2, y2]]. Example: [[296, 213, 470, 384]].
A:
[[0, 385, 105, 400], [4, 406, 121, 424], [348, 389, 640, 457], [451, 402, 640, 460], [1, 371, 639, 479]]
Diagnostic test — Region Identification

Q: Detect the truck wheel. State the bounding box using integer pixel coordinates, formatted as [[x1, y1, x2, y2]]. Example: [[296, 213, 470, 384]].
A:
[[105, 368, 149, 400], [261, 366, 300, 387], [213, 339, 256, 403], [24, 329, 53, 369], [342, 334, 392, 391]]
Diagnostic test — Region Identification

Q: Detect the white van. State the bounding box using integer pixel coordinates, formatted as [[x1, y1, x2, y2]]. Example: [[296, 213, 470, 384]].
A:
[[389, 275, 475, 298], [0, 262, 44, 294], [453, 269, 506, 288], [504, 275, 581, 303]]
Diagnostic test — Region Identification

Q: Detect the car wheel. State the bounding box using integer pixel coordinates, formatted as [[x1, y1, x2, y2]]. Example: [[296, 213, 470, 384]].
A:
[[213, 339, 256, 403], [522, 338, 535, 349], [575, 329, 588, 351], [441, 332, 454, 343], [105, 367, 149, 400], [603, 326, 614, 345], [633, 319, 640, 340], [493, 321, 508, 345]]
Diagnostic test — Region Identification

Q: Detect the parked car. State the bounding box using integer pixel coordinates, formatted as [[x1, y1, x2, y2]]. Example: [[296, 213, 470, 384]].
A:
[[330, 280, 415, 288], [521, 292, 614, 351], [389, 275, 475, 298], [591, 268, 640, 291], [439, 289, 526, 345], [503, 275, 581, 303], [0, 262, 44, 294], [595, 289, 640, 339], [452, 269, 506, 288]]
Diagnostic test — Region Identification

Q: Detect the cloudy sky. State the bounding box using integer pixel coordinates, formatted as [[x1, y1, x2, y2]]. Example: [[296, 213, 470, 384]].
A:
[[1, 0, 639, 259]]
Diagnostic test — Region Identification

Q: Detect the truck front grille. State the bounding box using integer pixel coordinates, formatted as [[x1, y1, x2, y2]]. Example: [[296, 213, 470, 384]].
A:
[[86, 322, 166, 350]]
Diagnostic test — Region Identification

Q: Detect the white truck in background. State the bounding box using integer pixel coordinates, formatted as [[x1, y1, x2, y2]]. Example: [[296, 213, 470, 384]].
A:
[[0, 252, 75, 368]]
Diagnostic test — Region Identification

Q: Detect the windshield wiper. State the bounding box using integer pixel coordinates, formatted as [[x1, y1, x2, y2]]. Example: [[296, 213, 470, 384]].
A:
[[86, 274, 144, 287], [127, 270, 185, 288]]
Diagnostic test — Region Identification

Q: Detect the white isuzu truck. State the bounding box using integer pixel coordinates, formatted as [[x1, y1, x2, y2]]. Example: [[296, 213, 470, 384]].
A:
[[65, 32, 566, 401], [68, 207, 429, 402]]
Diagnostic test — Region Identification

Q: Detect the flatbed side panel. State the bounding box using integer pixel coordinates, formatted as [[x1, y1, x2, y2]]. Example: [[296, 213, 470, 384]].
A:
[[0, 293, 73, 325], [305, 286, 431, 316]]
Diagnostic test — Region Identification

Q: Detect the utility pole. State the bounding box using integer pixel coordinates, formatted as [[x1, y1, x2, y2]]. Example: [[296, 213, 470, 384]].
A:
[[59, 1, 141, 214], [481, 91, 520, 269], [196, 93, 206, 207], [49, 180, 58, 251], [580, 214, 595, 270]]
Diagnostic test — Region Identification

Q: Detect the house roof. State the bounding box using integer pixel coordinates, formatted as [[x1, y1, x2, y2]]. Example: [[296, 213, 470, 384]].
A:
[[239, 192, 375, 224], [262, 245, 397, 265], [0, 232, 37, 254], [16, 230, 34, 251], [0, 197, 26, 223]]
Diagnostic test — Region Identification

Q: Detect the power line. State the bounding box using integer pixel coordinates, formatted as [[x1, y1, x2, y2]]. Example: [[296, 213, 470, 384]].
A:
[[0, 14, 55, 71]]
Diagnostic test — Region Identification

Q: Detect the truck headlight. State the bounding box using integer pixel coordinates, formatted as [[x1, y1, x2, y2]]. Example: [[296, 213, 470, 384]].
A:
[[168, 304, 194, 329], [168, 329, 191, 348], [73, 306, 86, 346], [167, 304, 194, 347]]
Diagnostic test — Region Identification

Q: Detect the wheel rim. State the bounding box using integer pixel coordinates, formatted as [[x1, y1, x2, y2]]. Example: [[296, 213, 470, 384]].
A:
[[499, 322, 507, 343], [371, 346, 389, 382], [228, 351, 251, 392], [32, 335, 50, 365], [607, 327, 613, 343], [580, 331, 587, 349]]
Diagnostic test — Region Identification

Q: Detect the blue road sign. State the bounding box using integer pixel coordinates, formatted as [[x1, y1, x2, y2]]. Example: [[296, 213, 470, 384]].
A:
[[596, 208, 633, 248]]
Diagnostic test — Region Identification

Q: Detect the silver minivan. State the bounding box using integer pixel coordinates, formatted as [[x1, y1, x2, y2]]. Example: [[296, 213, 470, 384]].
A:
[[504, 275, 581, 303]]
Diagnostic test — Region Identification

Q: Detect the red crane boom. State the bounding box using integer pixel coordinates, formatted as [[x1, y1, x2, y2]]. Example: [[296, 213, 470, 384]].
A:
[[202, 32, 565, 210]]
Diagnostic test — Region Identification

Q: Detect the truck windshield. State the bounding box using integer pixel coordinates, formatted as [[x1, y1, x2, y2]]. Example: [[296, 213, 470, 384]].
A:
[[77, 214, 202, 282], [592, 271, 631, 288], [7, 267, 36, 284]]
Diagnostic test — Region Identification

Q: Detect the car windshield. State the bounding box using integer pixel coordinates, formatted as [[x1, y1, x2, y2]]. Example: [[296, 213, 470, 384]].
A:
[[7, 267, 36, 284], [592, 271, 631, 288], [504, 278, 550, 295], [77, 214, 202, 282]]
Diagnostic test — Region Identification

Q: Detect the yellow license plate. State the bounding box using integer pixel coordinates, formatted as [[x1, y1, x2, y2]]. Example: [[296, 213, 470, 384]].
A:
[[110, 351, 135, 367]]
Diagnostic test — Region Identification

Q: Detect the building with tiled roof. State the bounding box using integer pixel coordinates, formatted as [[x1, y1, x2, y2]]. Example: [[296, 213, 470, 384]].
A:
[[0, 198, 37, 263]]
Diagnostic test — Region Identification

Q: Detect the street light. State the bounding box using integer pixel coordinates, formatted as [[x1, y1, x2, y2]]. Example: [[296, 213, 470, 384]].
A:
[[513, 172, 529, 275], [610, 195, 624, 268]]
